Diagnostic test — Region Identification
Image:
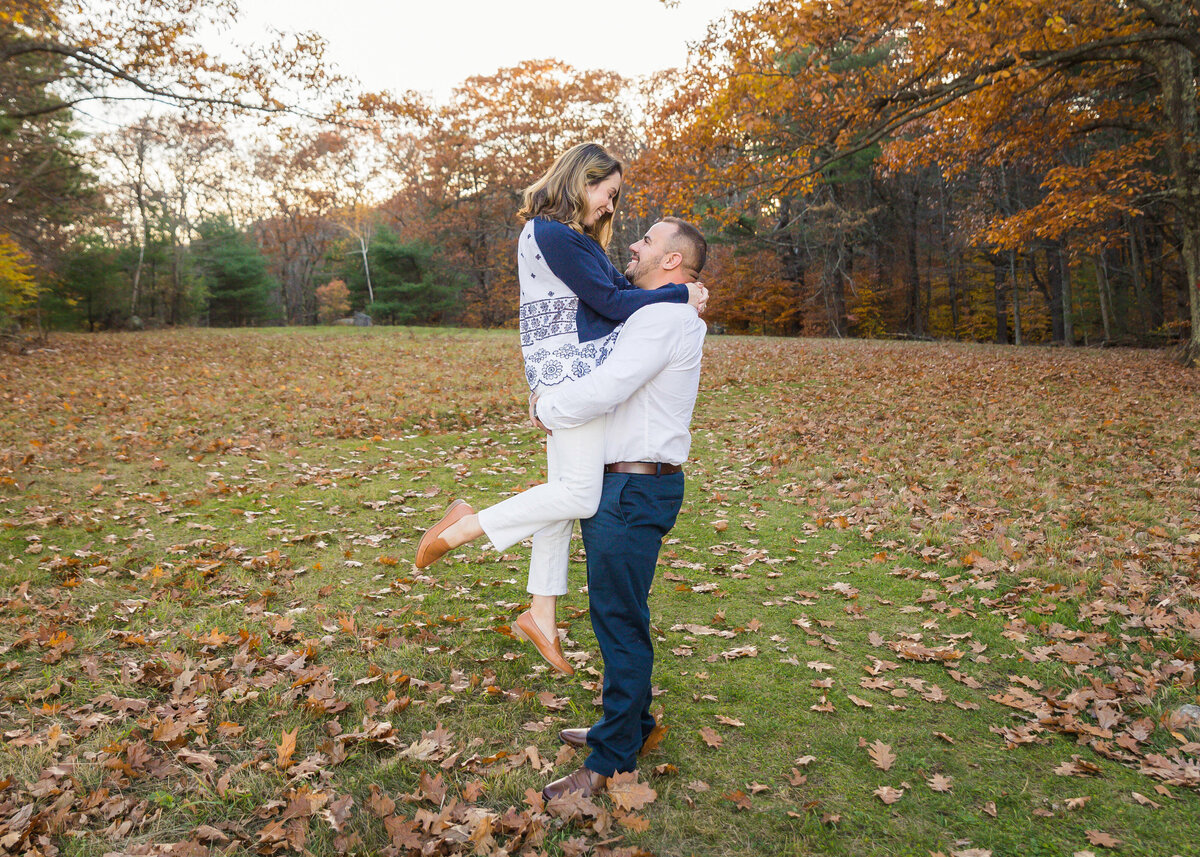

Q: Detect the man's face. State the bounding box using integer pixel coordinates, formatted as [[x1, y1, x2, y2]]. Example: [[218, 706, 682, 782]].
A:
[[624, 222, 677, 286]]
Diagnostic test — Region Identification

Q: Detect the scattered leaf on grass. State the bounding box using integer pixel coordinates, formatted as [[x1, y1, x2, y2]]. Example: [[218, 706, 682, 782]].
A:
[[723, 790, 752, 811], [607, 771, 657, 813], [276, 727, 298, 769], [927, 774, 953, 793], [867, 740, 896, 771], [1086, 831, 1122, 848], [874, 786, 904, 805], [1055, 757, 1103, 778]]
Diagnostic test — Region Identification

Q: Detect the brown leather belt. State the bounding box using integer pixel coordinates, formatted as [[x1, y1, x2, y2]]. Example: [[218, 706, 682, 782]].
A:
[[605, 461, 683, 476]]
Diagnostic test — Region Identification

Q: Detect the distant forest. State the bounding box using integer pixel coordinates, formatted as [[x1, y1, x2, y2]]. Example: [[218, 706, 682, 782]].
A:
[[3, 2, 1198, 362]]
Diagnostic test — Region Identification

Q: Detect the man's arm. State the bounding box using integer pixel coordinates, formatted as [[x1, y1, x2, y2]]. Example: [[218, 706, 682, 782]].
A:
[[536, 306, 680, 429], [536, 220, 689, 320]]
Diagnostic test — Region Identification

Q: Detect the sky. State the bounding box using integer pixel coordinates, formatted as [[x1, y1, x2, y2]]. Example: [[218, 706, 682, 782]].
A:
[[228, 0, 757, 101]]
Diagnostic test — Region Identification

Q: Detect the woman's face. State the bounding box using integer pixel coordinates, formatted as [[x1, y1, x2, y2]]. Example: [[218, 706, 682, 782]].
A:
[[582, 171, 622, 228]]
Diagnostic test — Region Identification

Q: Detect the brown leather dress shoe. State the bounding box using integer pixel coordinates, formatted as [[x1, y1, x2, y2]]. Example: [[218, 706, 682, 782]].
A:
[[415, 499, 475, 568], [513, 610, 574, 675], [559, 727, 657, 755], [559, 727, 589, 748], [542, 766, 607, 801]]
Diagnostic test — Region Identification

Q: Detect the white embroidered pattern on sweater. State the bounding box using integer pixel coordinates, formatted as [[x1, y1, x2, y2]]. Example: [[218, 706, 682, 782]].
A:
[[518, 220, 619, 390]]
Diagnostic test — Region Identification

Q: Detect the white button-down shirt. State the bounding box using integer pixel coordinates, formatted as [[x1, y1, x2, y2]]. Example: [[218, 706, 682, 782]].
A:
[[535, 302, 706, 465]]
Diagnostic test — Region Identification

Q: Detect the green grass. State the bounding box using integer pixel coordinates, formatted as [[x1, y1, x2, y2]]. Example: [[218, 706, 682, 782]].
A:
[[0, 328, 1197, 857]]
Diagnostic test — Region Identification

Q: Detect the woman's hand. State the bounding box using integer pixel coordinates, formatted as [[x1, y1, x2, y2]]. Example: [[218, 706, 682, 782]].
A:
[[529, 393, 552, 435], [685, 282, 709, 314]]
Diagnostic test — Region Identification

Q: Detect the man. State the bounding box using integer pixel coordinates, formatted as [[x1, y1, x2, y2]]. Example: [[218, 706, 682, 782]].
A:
[[530, 216, 709, 799]]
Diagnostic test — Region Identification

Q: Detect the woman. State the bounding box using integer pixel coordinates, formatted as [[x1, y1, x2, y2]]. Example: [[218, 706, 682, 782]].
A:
[[414, 142, 705, 675]]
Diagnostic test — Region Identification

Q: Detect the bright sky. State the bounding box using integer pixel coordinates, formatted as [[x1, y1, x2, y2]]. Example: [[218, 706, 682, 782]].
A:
[[230, 0, 757, 100]]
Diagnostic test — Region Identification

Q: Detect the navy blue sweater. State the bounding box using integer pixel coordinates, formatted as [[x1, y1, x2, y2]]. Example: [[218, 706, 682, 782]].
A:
[[531, 217, 689, 343]]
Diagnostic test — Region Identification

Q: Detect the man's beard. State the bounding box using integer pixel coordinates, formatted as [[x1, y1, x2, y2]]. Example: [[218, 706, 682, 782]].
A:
[[624, 258, 650, 285]]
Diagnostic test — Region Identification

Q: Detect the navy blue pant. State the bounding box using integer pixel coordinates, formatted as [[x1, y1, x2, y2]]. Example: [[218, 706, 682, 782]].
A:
[[580, 470, 684, 777]]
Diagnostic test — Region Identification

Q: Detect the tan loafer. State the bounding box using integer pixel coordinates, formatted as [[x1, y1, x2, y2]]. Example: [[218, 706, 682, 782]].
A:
[[415, 499, 475, 568], [513, 610, 574, 675], [542, 766, 607, 801]]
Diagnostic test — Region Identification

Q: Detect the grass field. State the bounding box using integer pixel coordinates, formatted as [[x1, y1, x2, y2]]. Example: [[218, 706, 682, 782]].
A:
[[1, 327, 1198, 857]]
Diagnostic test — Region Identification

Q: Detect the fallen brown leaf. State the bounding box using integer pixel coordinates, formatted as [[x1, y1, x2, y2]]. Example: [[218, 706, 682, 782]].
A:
[[607, 771, 657, 813], [276, 727, 298, 769], [874, 785, 904, 804], [867, 740, 896, 772], [723, 789, 752, 811], [1085, 831, 1122, 848], [927, 774, 954, 793]]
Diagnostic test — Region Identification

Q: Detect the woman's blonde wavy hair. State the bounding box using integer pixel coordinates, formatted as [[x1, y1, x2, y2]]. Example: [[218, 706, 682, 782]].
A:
[[517, 143, 624, 250]]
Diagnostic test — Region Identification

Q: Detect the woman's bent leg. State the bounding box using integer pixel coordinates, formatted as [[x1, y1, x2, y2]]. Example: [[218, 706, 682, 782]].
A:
[[525, 519, 573, 653], [527, 520, 573, 596], [478, 417, 604, 675], [476, 417, 606, 553]]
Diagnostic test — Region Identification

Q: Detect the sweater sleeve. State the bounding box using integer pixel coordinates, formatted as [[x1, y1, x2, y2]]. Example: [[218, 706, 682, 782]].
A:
[[535, 219, 688, 322]]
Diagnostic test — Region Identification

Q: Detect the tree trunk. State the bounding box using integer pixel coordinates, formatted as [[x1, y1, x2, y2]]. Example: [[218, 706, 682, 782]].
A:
[[1180, 240, 1200, 364], [1045, 243, 1066, 343], [1144, 220, 1166, 330], [1009, 250, 1023, 346], [130, 239, 145, 319], [1127, 221, 1151, 336], [1059, 249, 1074, 346], [924, 245, 933, 336], [1179, 217, 1200, 364], [170, 221, 184, 326], [906, 190, 922, 336], [939, 175, 959, 335], [777, 200, 806, 334], [129, 134, 149, 319], [1095, 253, 1113, 342], [822, 247, 848, 337], [1150, 37, 1200, 364], [948, 263, 960, 336], [358, 236, 374, 305], [993, 259, 1008, 344]]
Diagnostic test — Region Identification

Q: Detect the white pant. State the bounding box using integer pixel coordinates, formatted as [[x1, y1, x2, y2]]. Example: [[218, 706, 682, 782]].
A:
[[476, 416, 605, 597]]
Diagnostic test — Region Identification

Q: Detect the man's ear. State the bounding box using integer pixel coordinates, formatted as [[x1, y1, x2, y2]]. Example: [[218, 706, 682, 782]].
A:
[[660, 250, 684, 271]]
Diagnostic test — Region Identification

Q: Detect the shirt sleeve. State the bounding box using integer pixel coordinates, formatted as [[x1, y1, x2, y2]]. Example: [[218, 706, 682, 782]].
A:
[[536, 306, 679, 429], [537, 220, 688, 321]]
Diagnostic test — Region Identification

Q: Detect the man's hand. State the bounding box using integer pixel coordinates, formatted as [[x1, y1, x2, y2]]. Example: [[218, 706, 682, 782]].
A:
[[529, 393, 552, 435], [685, 282, 709, 314]]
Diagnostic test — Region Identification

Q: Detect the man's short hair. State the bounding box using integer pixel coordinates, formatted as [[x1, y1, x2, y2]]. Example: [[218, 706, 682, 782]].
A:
[[661, 216, 707, 275]]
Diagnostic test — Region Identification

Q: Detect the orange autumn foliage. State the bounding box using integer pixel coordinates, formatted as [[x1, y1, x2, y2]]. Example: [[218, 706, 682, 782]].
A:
[[387, 60, 636, 328], [635, 0, 1200, 360]]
